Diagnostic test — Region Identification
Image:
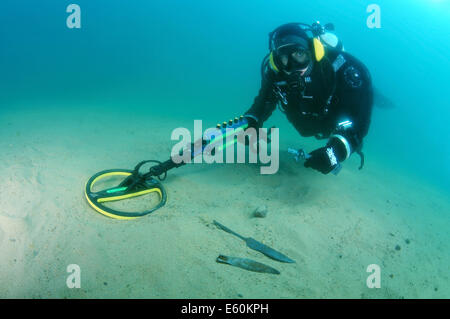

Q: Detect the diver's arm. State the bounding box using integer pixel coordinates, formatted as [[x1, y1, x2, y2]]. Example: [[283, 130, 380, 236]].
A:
[[328, 61, 374, 162], [304, 60, 373, 174], [243, 66, 278, 128]]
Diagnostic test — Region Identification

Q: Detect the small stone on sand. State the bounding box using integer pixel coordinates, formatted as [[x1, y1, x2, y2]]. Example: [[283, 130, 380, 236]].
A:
[[253, 205, 268, 218]]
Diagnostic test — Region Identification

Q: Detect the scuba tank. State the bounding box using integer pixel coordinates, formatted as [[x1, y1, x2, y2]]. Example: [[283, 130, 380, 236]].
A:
[[320, 32, 343, 51], [311, 22, 344, 52]]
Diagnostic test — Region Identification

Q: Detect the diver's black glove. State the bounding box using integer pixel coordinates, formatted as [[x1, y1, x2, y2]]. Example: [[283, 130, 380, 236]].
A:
[[240, 114, 261, 151], [243, 114, 260, 129], [304, 140, 345, 174]]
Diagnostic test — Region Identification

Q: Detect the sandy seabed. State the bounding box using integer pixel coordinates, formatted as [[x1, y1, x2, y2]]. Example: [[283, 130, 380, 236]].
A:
[[0, 104, 448, 298]]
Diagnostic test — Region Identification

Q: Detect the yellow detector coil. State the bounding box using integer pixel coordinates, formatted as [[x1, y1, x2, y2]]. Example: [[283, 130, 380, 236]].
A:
[[85, 169, 167, 220]]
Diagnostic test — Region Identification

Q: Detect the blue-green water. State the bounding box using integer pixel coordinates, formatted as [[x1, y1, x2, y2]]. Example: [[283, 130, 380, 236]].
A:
[[0, 0, 449, 298], [1, 0, 449, 188]]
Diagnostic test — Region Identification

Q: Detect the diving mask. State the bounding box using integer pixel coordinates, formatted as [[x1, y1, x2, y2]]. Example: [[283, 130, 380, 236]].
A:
[[275, 43, 312, 73]]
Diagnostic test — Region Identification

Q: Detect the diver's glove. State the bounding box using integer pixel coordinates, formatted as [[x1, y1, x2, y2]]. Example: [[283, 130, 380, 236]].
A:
[[240, 114, 261, 151], [304, 139, 346, 174], [243, 114, 260, 129]]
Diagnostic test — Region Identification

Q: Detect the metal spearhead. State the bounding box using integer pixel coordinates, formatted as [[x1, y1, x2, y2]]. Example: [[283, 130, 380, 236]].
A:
[[213, 220, 295, 263], [216, 255, 280, 275]]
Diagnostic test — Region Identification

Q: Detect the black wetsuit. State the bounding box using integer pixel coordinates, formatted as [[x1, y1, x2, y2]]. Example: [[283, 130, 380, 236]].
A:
[[245, 48, 373, 159]]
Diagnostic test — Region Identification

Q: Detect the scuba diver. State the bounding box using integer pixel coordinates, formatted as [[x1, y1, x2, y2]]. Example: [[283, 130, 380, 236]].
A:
[[242, 22, 374, 174], [84, 22, 375, 219]]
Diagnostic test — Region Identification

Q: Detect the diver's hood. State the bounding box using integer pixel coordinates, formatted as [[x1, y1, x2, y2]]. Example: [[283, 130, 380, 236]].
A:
[[274, 34, 309, 51]]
